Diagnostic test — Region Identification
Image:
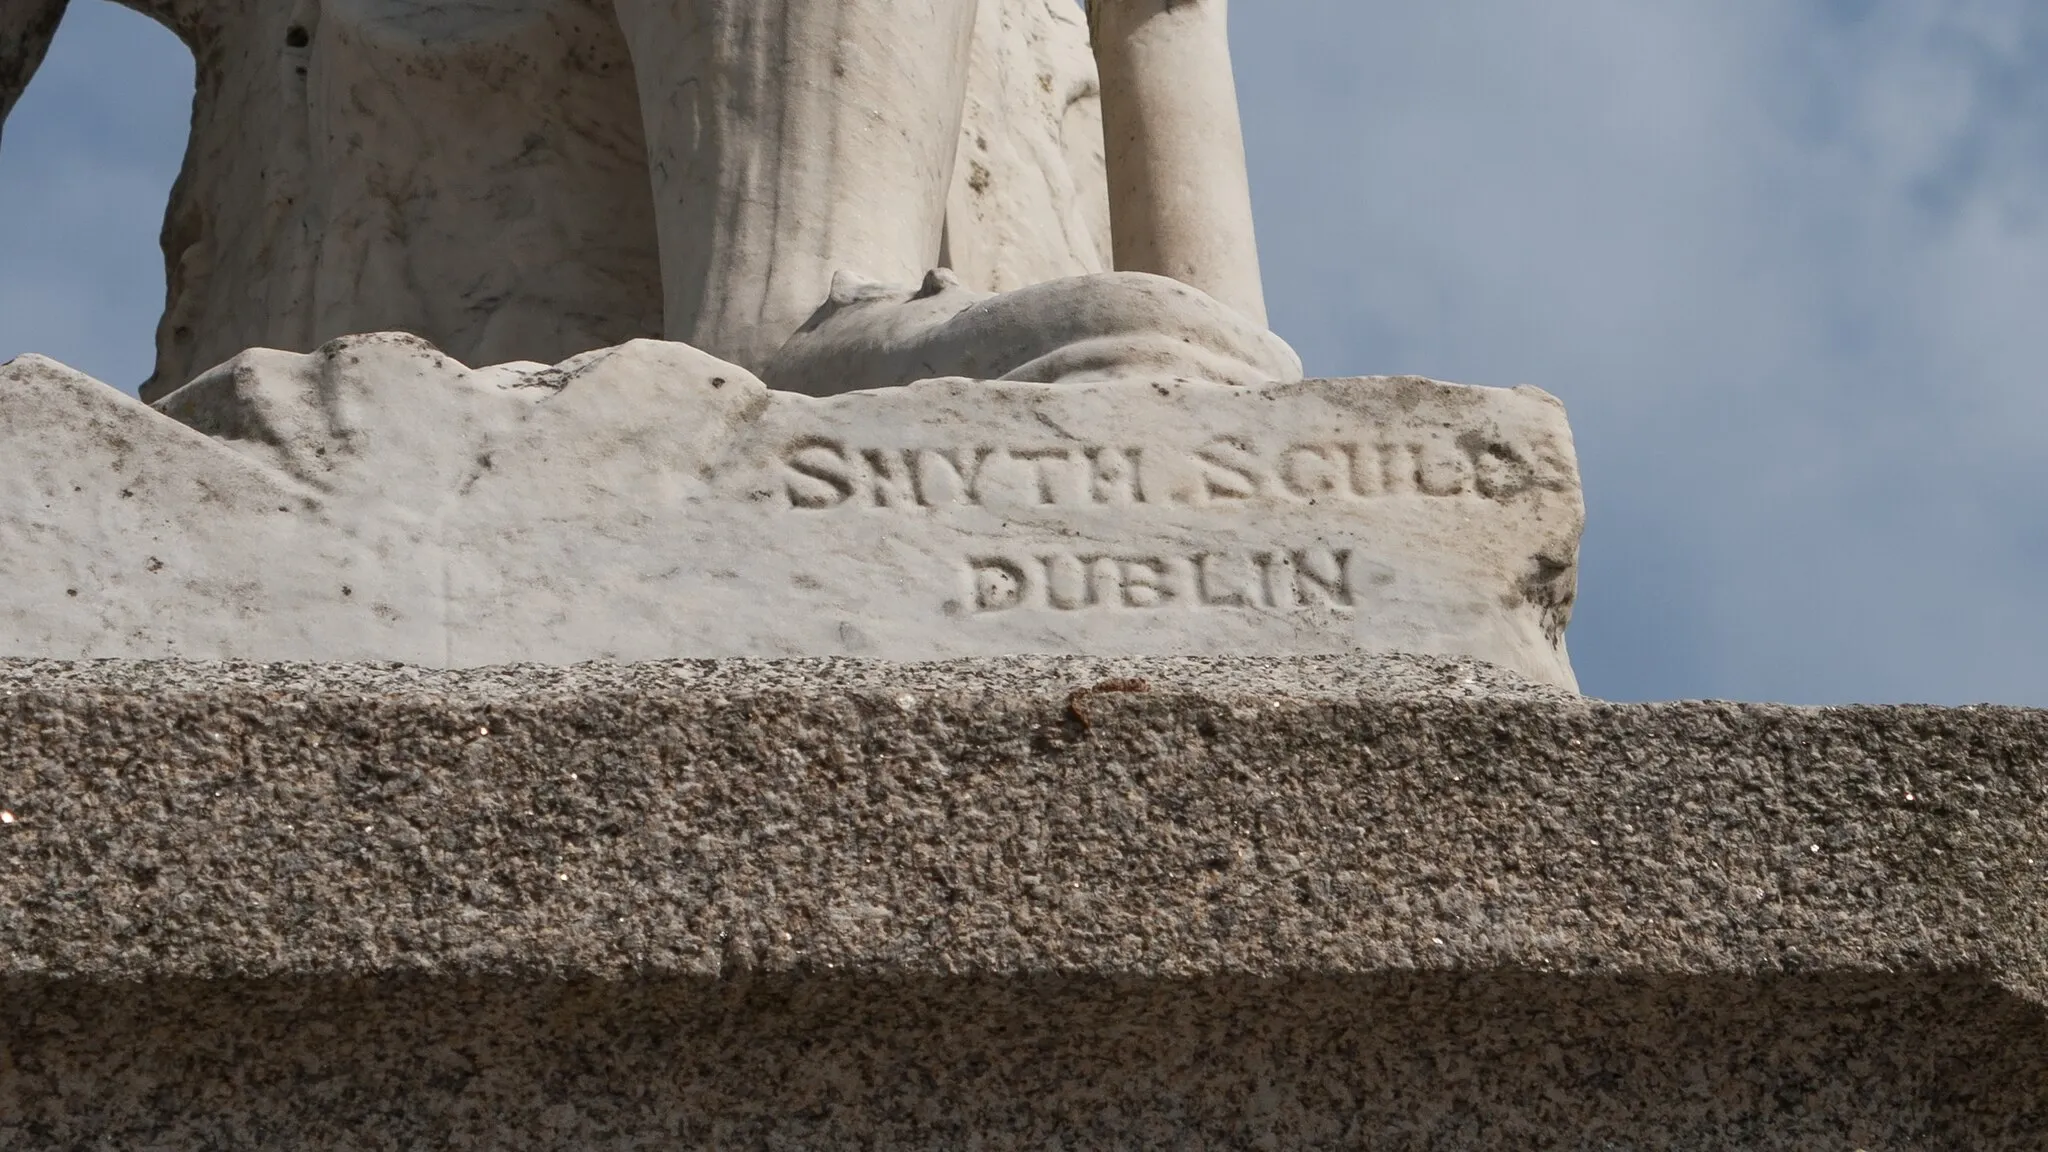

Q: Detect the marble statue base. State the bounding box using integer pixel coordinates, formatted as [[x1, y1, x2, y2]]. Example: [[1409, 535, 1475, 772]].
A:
[[3, 656, 2042, 1148], [0, 338, 1584, 687]]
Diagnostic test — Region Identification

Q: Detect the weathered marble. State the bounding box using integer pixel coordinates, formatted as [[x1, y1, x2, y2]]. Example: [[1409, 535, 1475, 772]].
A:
[[617, 0, 982, 370], [763, 268, 1300, 396], [1093, 0, 1268, 325], [7, 0, 670, 397], [2, 0, 1238, 400], [947, 0, 1113, 294], [0, 338, 1581, 684]]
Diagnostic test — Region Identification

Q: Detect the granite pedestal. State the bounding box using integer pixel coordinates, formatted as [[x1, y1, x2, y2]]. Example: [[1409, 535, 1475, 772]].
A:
[[3, 655, 2042, 1148]]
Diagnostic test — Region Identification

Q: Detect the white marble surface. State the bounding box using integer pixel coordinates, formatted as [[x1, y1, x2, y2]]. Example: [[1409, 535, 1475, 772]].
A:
[[1, 339, 1583, 687], [0, 0, 1153, 399], [763, 269, 1300, 397], [1093, 0, 1267, 325]]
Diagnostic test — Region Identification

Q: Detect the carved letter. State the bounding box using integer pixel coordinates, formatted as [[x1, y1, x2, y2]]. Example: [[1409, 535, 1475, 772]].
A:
[[785, 439, 855, 509], [1410, 441, 1473, 497], [862, 449, 923, 508], [1042, 554, 1109, 610], [1010, 448, 1073, 506], [1460, 435, 1537, 502], [1376, 442, 1406, 495], [1338, 442, 1381, 498], [1255, 551, 1294, 609], [1194, 553, 1253, 608], [1293, 548, 1355, 608], [1531, 438, 1582, 493], [1280, 444, 1341, 499], [1086, 447, 1147, 506], [970, 558, 1033, 613], [1118, 558, 1175, 608], [1195, 437, 1262, 501], [916, 447, 998, 506]]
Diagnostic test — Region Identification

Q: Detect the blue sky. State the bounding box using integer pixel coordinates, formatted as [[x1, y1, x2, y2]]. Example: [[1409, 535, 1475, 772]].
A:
[[4, 1, 2045, 705]]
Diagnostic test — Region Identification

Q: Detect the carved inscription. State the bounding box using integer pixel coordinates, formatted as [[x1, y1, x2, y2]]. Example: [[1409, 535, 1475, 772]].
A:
[[785, 439, 1147, 509], [783, 435, 1573, 510], [1190, 433, 1572, 502], [968, 548, 1361, 614]]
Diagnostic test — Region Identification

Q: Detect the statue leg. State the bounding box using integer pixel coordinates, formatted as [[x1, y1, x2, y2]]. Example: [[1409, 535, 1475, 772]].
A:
[[612, 0, 980, 371], [1091, 0, 1268, 326]]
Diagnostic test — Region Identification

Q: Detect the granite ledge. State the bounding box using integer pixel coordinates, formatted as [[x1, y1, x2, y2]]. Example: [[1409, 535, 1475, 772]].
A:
[[0, 654, 2042, 1007]]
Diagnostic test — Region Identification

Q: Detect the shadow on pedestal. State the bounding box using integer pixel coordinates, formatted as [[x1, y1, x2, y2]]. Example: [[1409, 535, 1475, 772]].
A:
[[5, 971, 2042, 1149]]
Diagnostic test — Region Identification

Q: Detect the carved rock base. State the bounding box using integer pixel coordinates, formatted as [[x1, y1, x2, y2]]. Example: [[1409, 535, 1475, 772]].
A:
[[0, 338, 1583, 686]]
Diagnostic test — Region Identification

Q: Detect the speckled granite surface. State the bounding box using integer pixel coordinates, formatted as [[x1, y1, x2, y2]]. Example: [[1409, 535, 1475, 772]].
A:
[[3, 655, 2044, 1148]]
